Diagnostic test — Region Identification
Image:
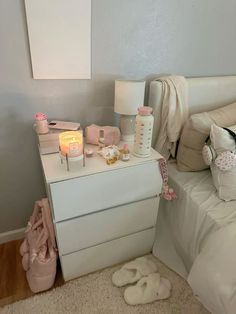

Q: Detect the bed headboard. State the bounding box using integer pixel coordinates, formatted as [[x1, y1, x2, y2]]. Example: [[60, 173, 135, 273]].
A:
[[148, 76, 236, 145]]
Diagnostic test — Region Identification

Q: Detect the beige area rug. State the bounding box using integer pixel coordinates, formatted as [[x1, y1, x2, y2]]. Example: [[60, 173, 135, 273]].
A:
[[0, 255, 209, 314]]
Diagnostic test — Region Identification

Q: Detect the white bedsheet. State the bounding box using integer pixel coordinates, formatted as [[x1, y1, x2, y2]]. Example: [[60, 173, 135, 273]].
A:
[[153, 160, 236, 277]]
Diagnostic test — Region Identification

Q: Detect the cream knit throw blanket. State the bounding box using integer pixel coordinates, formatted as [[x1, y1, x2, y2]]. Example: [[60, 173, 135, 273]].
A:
[[154, 75, 188, 159]]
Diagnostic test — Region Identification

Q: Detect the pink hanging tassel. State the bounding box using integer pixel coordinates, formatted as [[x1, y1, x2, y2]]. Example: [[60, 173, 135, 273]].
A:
[[159, 158, 177, 201]]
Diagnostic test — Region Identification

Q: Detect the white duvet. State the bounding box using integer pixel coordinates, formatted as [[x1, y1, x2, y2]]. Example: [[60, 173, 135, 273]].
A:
[[188, 222, 236, 314], [153, 160, 236, 313]]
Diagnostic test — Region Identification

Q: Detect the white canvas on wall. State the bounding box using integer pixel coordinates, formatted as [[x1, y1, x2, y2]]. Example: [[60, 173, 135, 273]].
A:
[[25, 0, 91, 79]]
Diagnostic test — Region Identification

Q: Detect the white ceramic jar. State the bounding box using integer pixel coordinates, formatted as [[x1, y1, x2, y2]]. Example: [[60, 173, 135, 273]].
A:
[[134, 106, 154, 157]]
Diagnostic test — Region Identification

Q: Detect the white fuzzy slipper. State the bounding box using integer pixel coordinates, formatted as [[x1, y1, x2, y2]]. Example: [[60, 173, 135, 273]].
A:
[[124, 273, 171, 305], [112, 256, 158, 287]]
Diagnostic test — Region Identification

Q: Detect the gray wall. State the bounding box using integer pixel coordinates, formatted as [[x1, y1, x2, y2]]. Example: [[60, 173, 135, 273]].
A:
[[1, 0, 236, 233]]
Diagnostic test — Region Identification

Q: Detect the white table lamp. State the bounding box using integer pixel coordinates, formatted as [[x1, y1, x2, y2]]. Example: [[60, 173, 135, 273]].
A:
[[114, 80, 146, 142]]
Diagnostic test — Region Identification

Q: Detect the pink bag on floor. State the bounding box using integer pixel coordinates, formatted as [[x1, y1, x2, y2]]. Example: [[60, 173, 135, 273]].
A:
[[20, 198, 57, 293]]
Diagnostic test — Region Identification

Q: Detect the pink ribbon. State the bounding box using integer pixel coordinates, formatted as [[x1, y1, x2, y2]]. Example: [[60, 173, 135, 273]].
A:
[[159, 158, 177, 201]]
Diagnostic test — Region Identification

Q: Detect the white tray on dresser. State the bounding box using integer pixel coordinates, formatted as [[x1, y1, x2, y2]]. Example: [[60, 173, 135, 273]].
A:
[[39, 144, 163, 281]]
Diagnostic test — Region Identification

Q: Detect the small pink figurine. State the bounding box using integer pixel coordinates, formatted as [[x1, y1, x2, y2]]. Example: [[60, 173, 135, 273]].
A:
[[34, 112, 49, 134]]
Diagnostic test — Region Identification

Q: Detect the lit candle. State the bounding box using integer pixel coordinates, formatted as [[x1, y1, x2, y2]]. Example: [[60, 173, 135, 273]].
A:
[[59, 131, 83, 158]]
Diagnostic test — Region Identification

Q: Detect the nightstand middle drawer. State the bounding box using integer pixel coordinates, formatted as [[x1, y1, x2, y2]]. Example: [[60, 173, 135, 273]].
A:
[[55, 197, 159, 255]]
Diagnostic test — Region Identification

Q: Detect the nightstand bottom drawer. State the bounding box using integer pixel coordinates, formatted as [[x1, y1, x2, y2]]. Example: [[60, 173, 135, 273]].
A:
[[60, 228, 155, 281], [56, 197, 159, 255]]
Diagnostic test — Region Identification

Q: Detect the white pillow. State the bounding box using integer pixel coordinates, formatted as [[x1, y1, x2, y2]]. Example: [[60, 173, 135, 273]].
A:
[[177, 102, 236, 171], [210, 124, 236, 201], [210, 124, 236, 153]]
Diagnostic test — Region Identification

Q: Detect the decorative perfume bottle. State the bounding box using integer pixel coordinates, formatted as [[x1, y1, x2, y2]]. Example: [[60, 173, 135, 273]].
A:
[[134, 106, 154, 157], [120, 144, 130, 161]]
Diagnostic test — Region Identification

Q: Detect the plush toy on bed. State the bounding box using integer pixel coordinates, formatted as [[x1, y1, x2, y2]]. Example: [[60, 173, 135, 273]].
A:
[[202, 124, 236, 201]]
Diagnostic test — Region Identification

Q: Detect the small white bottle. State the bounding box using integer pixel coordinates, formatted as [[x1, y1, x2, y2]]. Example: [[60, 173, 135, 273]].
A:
[[120, 143, 130, 161], [134, 106, 154, 157]]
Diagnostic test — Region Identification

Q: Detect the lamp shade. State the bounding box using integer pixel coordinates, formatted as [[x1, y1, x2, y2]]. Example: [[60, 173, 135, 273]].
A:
[[114, 80, 146, 115]]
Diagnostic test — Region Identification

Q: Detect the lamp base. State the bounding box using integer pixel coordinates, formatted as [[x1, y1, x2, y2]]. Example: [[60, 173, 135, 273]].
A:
[[121, 134, 135, 142], [120, 114, 136, 143]]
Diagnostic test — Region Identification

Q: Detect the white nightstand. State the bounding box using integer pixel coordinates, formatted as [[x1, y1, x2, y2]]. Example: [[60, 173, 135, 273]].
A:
[[39, 144, 163, 281]]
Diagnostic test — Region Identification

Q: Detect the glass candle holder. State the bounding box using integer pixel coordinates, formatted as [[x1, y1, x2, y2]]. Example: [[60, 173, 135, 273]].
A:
[[59, 130, 83, 161]]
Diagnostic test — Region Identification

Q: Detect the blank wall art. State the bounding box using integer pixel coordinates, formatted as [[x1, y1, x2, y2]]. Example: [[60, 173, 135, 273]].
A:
[[25, 0, 91, 79]]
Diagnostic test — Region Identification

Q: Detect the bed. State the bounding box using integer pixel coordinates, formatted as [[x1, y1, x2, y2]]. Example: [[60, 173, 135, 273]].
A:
[[149, 76, 236, 314]]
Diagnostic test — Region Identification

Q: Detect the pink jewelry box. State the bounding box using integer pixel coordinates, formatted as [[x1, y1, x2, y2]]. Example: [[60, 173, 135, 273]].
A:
[[85, 124, 120, 146]]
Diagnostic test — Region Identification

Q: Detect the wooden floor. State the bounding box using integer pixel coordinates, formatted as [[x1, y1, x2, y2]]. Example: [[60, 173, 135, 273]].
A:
[[0, 239, 64, 308]]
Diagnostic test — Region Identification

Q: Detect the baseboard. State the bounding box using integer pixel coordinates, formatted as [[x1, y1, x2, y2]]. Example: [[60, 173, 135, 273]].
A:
[[0, 228, 25, 245]]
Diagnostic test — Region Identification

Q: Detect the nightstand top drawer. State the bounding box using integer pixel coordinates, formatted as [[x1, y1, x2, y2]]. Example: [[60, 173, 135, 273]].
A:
[[40, 144, 162, 184], [50, 161, 162, 222]]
